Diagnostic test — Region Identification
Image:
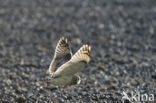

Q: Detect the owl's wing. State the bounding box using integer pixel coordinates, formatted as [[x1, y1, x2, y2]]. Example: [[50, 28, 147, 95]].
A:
[[48, 37, 72, 75], [53, 45, 91, 78]]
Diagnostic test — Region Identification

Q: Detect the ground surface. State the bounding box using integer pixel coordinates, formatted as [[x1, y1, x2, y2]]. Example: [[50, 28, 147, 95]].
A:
[[0, 0, 156, 103]]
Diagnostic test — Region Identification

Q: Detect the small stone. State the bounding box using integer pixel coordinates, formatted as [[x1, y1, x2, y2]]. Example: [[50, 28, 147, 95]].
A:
[[98, 24, 104, 29], [98, 65, 106, 71], [21, 87, 27, 92], [16, 96, 26, 103], [151, 74, 156, 79], [28, 93, 33, 97]]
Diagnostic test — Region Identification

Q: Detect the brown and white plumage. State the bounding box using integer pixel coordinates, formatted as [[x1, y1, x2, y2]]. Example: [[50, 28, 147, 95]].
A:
[[48, 37, 72, 76], [47, 37, 91, 86]]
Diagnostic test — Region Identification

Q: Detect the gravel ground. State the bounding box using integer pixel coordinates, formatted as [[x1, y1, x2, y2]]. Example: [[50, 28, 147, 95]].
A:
[[0, 0, 156, 103]]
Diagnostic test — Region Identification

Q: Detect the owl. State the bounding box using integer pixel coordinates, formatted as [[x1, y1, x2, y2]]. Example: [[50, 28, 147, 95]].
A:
[[47, 37, 91, 86]]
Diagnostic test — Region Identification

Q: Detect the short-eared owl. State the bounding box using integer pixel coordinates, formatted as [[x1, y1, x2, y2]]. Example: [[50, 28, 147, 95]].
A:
[[48, 37, 91, 86]]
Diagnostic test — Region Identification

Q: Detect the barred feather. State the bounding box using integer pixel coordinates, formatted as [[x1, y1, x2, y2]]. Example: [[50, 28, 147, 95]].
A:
[[47, 37, 91, 86], [70, 45, 91, 64], [53, 45, 91, 78], [54, 37, 72, 59], [48, 37, 72, 75]]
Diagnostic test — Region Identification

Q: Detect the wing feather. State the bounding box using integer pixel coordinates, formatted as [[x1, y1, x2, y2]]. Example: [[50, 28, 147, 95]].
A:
[[54, 45, 91, 78], [48, 37, 72, 75]]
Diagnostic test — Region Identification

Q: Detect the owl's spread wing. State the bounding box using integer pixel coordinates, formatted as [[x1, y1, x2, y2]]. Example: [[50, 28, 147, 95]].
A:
[[48, 37, 72, 75], [53, 45, 91, 78]]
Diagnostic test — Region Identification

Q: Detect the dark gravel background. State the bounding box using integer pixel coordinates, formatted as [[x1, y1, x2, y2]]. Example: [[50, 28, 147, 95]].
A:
[[0, 0, 156, 102]]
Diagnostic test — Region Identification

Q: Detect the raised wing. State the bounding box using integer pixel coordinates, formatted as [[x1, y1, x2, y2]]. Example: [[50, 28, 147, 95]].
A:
[[70, 45, 91, 63], [48, 37, 72, 75], [53, 45, 91, 78]]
